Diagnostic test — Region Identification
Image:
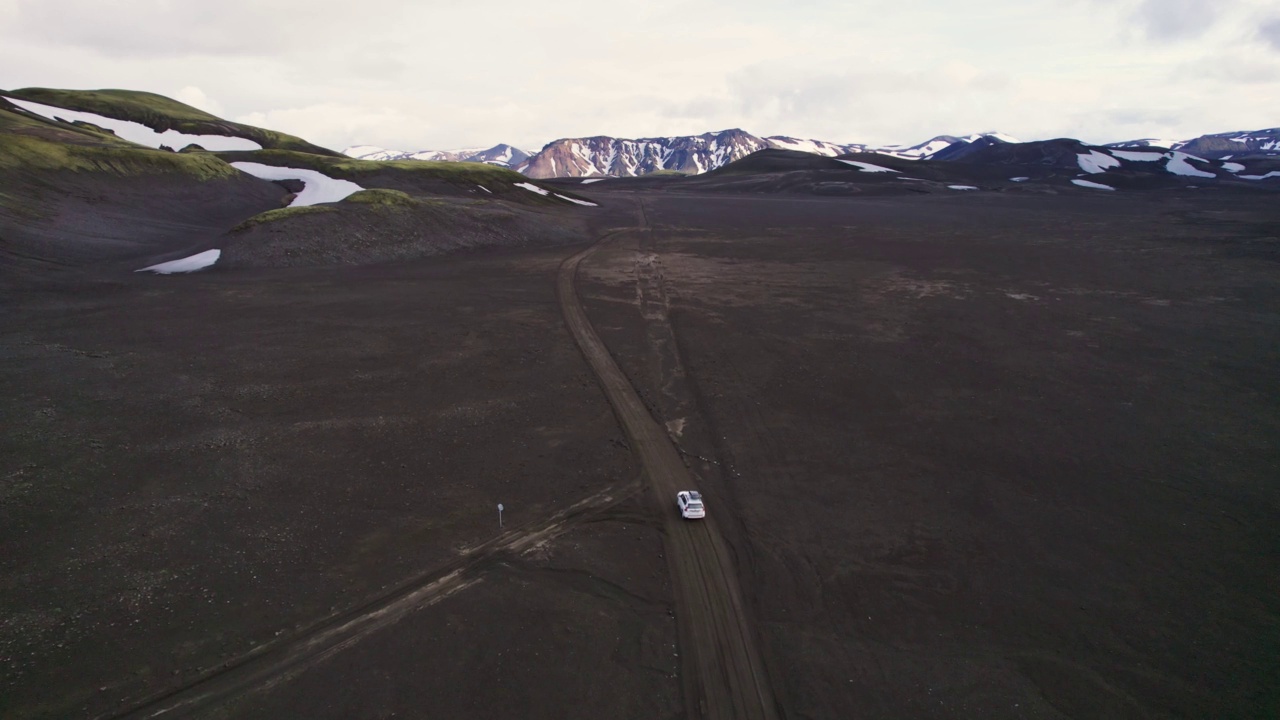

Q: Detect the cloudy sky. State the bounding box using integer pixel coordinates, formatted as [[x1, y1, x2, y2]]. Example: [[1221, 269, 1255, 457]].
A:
[[1, 0, 1277, 152]]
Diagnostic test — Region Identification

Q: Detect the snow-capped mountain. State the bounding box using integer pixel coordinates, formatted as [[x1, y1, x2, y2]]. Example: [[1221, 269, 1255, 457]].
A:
[[516, 129, 770, 178], [929, 137, 1279, 183], [1169, 128, 1280, 159], [764, 136, 867, 157], [875, 133, 1019, 160], [1104, 138, 1184, 151], [342, 127, 1279, 179], [1106, 128, 1280, 158], [513, 130, 1021, 178], [343, 143, 531, 168]]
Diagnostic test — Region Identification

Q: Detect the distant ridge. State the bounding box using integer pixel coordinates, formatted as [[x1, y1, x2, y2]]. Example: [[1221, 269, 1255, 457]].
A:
[[344, 143, 531, 168], [347, 127, 1280, 178]]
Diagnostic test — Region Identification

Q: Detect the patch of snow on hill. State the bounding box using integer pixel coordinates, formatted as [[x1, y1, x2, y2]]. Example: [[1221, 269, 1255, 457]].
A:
[[555, 194, 597, 207], [1110, 138, 1181, 150], [1010, 177, 1030, 182], [1241, 171, 1280, 180], [875, 138, 956, 160], [1111, 150, 1163, 162], [765, 136, 863, 157], [230, 162, 363, 206], [1165, 152, 1216, 178], [514, 182, 549, 196], [768, 137, 824, 154], [1078, 151, 1121, 174], [137, 249, 221, 274], [1072, 179, 1115, 191], [6, 96, 263, 151], [581, 178, 604, 184], [948, 185, 979, 190], [1221, 162, 1244, 173], [837, 159, 898, 173]]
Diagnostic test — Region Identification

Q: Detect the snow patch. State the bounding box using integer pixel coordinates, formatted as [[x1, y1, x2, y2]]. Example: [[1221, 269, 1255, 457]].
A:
[[514, 182, 549, 196], [136, 249, 221, 274], [1221, 162, 1244, 173], [555, 193, 598, 207], [1009, 177, 1030, 182], [1077, 150, 1121, 174], [477, 185, 491, 193], [6, 96, 262, 152], [836, 159, 898, 173], [1165, 152, 1215, 179], [1071, 179, 1115, 191], [948, 185, 979, 190], [1240, 171, 1280, 180], [581, 178, 604, 184], [230, 162, 363, 206]]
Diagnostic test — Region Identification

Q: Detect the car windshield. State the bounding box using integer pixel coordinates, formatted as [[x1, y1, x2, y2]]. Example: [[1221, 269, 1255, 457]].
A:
[[689, 491, 702, 500]]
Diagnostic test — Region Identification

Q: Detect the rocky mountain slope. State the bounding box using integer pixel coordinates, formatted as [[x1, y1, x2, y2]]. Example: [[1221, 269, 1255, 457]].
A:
[[347, 130, 1020, 178], [513, 131, 1026, 178], [350, 125, 1280, 178], [1106, 128, 1280, 158]]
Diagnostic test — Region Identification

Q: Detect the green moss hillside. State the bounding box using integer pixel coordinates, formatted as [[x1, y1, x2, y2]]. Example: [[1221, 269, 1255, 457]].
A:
[[5, 87, 339, 156], [233, 205, 336, 230], [0, 102, 238, 180]]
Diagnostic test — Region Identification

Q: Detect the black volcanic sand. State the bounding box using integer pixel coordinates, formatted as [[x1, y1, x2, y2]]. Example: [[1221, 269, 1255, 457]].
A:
[[220, 199, 588, 269], [0, 171, 283, 272], [3, 187, 1279, 719]]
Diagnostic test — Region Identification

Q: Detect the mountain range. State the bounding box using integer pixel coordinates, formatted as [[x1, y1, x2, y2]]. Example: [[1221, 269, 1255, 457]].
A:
[[343, 131, 1020, 177], [344, 143, 531, 167], [345, 127, 1280, 178]]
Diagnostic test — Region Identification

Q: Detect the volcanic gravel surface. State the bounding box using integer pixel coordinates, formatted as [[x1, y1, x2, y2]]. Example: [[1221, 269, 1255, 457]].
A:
[[2, 185, 1278, 719]]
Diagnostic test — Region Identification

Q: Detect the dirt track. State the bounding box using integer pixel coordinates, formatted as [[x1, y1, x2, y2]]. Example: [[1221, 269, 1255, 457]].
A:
[[557, 210, 778, 720], [103, 485, 635, 719]]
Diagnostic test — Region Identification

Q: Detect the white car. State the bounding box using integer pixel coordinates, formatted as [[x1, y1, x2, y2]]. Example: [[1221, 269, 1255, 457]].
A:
[[676, 490, 705, 520]]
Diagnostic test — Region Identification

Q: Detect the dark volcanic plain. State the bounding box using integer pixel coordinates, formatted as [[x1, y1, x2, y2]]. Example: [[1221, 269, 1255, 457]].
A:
[[3, 180, 1279, 719]]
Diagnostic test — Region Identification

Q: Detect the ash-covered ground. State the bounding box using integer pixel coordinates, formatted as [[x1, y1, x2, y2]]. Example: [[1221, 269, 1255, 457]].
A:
[[2, 184, 1278, 719]]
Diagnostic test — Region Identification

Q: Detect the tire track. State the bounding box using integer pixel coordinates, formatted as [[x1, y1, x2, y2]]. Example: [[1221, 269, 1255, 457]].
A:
[[99, 484, 636, 720], [558, 208, 779, 720]]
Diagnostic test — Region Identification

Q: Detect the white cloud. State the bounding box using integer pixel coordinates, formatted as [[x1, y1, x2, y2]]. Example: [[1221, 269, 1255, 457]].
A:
[[174, 86, 223, 116]]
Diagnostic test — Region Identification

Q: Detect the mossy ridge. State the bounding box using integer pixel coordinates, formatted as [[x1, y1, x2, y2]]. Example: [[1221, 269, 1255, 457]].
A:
[[7, 88, 340, 156], [0, 129, 239, 180], [343, 188, 419, 207], [0, 100, 140, 149], [233, 205, 335, 231]]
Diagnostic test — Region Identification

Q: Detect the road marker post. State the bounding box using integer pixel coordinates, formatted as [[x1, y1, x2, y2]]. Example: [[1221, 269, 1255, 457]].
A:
[[498, 503, 504, 528]]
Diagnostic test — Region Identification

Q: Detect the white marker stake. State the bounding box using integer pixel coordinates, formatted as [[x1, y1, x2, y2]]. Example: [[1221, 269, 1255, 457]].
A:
[[498, 503, 504, 528]]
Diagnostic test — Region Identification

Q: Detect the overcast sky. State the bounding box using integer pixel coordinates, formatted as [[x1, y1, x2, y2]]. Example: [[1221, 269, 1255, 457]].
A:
[[2, 0, 1277, 152]]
